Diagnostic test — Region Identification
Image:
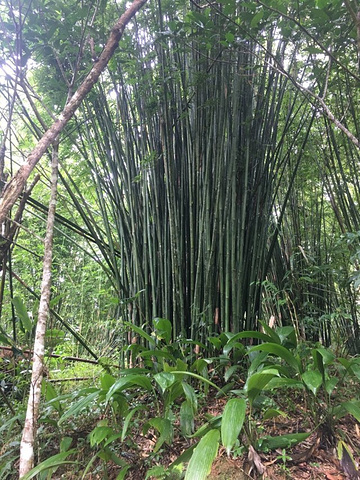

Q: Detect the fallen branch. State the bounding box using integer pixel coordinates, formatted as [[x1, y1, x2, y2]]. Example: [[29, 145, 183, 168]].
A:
[[0, 345, 99, 365], [48, 377, 92, 383]]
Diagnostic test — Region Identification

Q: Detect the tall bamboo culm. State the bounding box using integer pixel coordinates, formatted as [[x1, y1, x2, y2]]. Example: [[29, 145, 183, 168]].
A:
[[71, 3, 314, 344]]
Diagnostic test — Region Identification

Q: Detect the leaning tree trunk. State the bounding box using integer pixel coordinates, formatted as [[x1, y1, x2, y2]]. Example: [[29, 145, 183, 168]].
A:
[[0, 0, 147, 224], [19, 144, 59, 478]]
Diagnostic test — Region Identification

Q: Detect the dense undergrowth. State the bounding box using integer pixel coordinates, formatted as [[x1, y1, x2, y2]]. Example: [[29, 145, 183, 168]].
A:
[[1, 320, 360, 479]]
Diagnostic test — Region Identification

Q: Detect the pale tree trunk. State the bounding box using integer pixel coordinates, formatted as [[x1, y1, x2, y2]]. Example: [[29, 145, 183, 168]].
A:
[[19, 143, 59, 478], [0, 0, 147, 224]]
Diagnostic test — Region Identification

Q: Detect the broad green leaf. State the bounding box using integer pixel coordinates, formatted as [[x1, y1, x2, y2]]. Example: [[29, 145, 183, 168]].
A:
[[325, 377, 338, 395], [123, 321, 155, 347], [104, 432, 122, 447], [314, 347, 334, 366], [185, 429, 220, 480], [208, 337, 222, 350], [60, 436, 72, 453], [106, 375, 152, 402], [21, 450, 77, 480], [154, 372, 176, 393], [302, 370, 322, 395], [89, 426, 113, 446], [256, 432, 310, 452], [225, 32, 235, 43], [262, 408, 287, 421], [312, 349, 324, 379], [12, 297, 32, 332], [121, 406, 146, 441], [180, 400, 195, 436], [247, 351, 269, 377], [153, 317, 172, 343], [258, 320, 281, 344], [249, 343, 301, 373], [224, 365, 240, 382], [171, 371, 223, 393], [349, 363, 360, 381], [338, 358, 360, 382], [0, 332, 11, 345], [338, 358, 351, 370], [139, 349, 174, 362], [265, 377, 303, 390], [224, 331, 274, 357], [342, 401, 360, 423], [221, 398, 246, 455], [101, 373, 116, 391], [182, 382, 198, 412], [245, 370, 279, 406], [191, 358, 210, 377], [116, 465, 131, 480], [276, 326, 297, 348], [176, 358, 189, 372], [42, 381, 61, 414]]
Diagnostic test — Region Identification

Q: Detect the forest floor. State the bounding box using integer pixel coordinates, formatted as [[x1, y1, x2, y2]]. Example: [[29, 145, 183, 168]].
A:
[[50, 388, 360, 480]]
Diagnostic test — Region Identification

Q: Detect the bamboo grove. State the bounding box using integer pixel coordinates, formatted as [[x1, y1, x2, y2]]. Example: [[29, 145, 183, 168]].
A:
[[0, 0, 360, 355]]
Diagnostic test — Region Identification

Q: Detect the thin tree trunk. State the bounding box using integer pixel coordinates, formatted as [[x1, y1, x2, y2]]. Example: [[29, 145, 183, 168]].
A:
[[19, 143, 59, 478], [0, 0, 147, 224]]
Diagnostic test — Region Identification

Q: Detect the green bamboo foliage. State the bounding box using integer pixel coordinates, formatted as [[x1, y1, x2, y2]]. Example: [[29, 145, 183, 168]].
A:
[[66, 4, 317, 342], [265, 51, 360, 350]]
